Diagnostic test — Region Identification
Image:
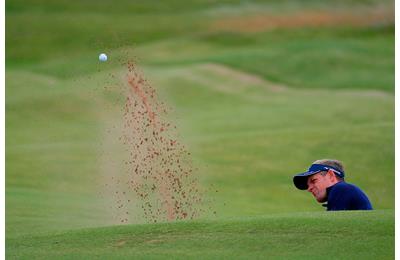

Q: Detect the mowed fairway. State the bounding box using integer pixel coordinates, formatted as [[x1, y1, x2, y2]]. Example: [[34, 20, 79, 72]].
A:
[[6, 0, 394, 258]]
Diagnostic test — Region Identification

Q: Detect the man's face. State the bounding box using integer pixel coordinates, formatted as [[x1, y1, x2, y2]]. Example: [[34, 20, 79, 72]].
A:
[[307, 172, 332, 202]]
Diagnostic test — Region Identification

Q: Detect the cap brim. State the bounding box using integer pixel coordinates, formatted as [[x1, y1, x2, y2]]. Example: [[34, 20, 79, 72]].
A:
[[293, 171, 320, 190]]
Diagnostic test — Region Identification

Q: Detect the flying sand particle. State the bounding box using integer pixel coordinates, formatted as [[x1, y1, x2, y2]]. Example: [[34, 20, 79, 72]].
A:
[[101, 57, 211, 224]]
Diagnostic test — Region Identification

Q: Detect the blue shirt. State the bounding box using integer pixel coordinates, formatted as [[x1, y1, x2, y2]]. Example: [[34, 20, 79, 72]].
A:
[[323, 182, 373, 211]]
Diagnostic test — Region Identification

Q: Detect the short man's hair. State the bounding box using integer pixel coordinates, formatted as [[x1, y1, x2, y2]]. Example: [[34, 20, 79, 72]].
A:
[[313, 159, 345, 181]]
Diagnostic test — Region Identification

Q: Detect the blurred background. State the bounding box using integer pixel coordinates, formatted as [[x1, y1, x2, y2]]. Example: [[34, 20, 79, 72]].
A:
[[6, 0, 394, 238]]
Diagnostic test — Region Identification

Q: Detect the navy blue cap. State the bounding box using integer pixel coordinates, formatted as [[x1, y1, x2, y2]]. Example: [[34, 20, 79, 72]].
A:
[[293, 164, 345, 190]]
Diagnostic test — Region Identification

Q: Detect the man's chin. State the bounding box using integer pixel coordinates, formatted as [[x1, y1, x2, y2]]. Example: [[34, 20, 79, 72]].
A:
[[315, 197, 327, 203]]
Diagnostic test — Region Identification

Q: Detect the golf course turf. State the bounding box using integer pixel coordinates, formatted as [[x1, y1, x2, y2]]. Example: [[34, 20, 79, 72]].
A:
[[7, 211, 394, 259], [6, 0, 394, 258]]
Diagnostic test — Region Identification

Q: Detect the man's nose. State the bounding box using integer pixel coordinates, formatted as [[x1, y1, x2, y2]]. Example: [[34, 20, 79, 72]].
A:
[[307, 185, 313, 192]]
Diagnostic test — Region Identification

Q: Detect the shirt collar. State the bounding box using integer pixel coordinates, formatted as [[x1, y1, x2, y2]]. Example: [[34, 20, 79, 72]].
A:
[[322, 182, 343, 208]]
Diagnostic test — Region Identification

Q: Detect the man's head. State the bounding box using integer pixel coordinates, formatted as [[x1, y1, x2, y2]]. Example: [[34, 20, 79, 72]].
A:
[[293, 159, 345, 202]]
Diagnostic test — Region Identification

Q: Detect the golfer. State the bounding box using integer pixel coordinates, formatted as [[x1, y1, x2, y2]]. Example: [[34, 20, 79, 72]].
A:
[[293, 159, 372, 211]]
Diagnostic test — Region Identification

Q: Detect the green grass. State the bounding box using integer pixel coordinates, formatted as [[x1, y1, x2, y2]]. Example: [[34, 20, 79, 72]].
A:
[[6, 0, 394, 258], [6, 0, 394, 92], [7, 210, 394, 259], [6, 61, 394, 236], [204, 27, 394, 91]]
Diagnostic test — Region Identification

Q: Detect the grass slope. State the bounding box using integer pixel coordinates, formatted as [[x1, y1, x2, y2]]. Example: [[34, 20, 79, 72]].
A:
[[7, 210, 394, 259]]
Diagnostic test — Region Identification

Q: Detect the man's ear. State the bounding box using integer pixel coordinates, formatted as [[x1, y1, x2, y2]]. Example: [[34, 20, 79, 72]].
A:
[[327, 169, 336, 181]]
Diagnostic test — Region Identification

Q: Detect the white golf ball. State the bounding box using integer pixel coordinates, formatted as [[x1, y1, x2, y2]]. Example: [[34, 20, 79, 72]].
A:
[[99, 53, 107, 62]]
